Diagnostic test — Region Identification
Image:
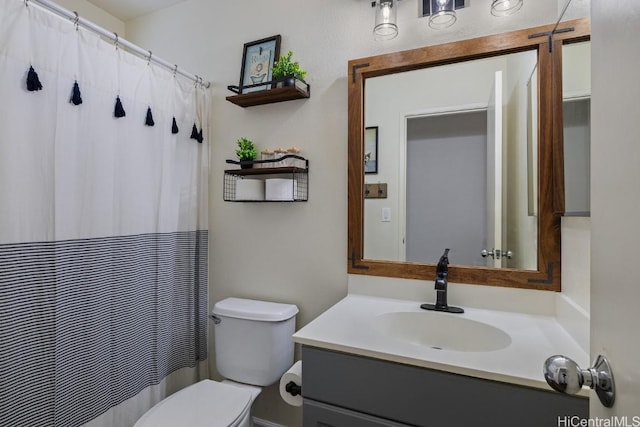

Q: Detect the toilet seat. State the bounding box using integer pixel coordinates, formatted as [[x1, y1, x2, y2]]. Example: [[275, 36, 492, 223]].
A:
[[134, 380, 253, 427]]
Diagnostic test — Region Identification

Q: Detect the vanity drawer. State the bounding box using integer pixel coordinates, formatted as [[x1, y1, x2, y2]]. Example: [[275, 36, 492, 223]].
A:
[[303, 400, 411, 427], [302, 346, 588, 427]]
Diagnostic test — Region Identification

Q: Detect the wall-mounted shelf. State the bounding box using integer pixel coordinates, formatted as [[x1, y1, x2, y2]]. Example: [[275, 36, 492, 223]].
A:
[[223, 157, 309, 202], [226, 78, 310, 108]]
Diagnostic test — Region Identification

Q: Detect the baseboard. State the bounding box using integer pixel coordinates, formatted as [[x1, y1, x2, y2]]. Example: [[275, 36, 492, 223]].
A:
[[252, 416, 288, 427]]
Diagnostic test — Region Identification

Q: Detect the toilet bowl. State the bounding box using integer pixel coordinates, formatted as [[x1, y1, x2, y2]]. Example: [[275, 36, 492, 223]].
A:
[[134, 380, 259, 427], [134, 298, 298, 427]]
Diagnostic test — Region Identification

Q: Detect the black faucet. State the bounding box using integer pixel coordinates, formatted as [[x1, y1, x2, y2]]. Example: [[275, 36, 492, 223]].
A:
[[421, 248, 464, 314], [434, 248, 450, 310]]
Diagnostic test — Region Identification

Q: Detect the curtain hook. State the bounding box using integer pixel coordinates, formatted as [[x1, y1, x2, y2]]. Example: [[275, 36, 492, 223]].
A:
[[194, 75, 199, 88], [173, 64, 178, 78], [147, 50, 153, 66], [73, 11, 79, 31], [113, 32, 119, 50], [24, 0, 28, 8]]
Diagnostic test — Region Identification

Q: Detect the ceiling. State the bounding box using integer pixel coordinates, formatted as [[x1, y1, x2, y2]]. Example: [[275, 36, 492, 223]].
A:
[[86, 0, 187, 21]]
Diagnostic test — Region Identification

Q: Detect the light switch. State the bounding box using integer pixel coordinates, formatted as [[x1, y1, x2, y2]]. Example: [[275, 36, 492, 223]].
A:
[[381, 207, 391, 222]]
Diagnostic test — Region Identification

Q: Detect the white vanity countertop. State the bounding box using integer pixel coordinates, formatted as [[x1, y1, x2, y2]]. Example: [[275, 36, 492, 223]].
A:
[[293, 294, 589, 395]]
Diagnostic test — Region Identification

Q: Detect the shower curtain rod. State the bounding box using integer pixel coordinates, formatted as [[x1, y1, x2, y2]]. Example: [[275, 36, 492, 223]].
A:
[[27, 0, 211, 88]]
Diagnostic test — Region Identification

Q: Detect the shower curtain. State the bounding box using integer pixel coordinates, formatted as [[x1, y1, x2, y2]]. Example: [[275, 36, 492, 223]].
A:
[[0, 1, 210, 426]]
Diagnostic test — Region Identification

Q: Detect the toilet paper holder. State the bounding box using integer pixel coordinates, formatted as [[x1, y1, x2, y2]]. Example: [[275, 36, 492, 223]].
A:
[[285, 381, 302, 397]]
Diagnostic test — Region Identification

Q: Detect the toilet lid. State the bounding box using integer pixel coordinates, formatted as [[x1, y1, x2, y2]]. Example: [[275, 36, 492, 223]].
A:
[[135, 380, 253, 427]]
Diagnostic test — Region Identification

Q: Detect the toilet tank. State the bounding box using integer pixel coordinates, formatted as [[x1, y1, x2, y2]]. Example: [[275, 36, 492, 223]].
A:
[[212, 298, 298, 386]]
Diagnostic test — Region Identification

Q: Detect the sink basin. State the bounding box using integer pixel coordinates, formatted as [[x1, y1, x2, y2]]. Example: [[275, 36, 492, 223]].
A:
[[372, 312, 511, 352]]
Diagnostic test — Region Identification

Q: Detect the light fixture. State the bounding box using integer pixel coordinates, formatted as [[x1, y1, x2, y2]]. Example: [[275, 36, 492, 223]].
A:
[[373, 0, 398, 41], [491, 0, 523, 16], [429, 0, 456, 29]]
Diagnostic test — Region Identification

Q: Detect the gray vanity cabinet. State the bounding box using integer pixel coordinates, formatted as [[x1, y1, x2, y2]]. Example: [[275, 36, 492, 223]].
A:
[[304, 400, 411, 427], [301, 346, 588, 427]]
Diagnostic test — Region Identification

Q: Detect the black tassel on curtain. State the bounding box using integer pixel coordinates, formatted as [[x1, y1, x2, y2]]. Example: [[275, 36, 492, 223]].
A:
[[190, 123, 203, 143], [70, 81, 83, 105], [114, 96, 126, 118], [172, 117, 179, 134], [145, 107, 155, 126], [26, 66, 43, 91]]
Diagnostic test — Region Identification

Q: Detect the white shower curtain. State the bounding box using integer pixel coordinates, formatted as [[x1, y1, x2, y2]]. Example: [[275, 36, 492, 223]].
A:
[[0, 1, 210, 426]]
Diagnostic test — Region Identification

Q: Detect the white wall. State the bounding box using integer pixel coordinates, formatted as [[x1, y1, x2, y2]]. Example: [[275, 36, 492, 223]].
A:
[[557, 217, 590, 352], [53, 0, 124, 35], [563, 41, 591, 98], [591, 0, 640, 417], [123, 1, 589, 425]]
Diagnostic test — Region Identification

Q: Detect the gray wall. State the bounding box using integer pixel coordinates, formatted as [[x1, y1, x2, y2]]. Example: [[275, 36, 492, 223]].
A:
[[563, 98, 591, 215]]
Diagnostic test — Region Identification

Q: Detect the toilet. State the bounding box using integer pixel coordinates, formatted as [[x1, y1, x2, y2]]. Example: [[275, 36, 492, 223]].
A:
[[134, 297, 299, 427]]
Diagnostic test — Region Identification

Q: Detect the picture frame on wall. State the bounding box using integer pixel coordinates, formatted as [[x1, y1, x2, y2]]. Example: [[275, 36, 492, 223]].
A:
[[364, 126, 378, 174], [239, 35, 281, 93]]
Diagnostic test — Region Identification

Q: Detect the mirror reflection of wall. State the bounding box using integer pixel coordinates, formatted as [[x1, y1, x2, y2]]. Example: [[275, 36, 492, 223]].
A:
[[363, 50, 538, 270], [562, 41, 591, 216]]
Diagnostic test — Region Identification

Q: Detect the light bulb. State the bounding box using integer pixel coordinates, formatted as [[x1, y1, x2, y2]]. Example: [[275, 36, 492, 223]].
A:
[[382, 1, 391, 21], [491, 0, 523, 16], [374, 0, 398, 41], [429, 0, 456, 30]]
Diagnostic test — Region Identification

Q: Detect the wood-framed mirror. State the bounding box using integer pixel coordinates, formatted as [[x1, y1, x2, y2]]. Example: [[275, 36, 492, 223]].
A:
[[348, 18, 590, 291]]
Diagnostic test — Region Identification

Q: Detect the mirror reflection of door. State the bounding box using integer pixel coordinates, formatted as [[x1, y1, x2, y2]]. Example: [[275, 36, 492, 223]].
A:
[[403, 71, 504, 268], [405, 108, 488, 266], [486, 70, 504, 268], [364, 50, 538, 270]]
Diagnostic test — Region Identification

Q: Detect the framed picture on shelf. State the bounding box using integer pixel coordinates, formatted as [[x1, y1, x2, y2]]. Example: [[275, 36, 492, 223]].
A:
[[239, 35, 281, 93], [364, 126, 378, 174]]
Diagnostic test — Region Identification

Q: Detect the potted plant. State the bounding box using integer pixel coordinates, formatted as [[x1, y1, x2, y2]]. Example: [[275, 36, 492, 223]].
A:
[[236, 137, 257, 169], [271, 50, 307, 87]]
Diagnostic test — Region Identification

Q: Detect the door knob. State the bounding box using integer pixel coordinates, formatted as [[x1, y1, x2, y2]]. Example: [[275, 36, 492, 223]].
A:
[[481, 249, 495, 259], [543, 354, 615, 408], [481, 249, 513, 260]]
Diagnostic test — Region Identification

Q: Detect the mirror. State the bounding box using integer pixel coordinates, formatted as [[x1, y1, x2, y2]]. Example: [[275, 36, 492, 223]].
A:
[[562, 41, 591, 216], [348, 19, 590, 290], [363, 50, 538, 270]]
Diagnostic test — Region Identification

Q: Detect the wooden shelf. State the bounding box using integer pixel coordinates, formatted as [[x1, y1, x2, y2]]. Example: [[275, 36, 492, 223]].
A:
[[226, 77, 310, 108], [226, 85, 310, 108], [224, 166, 308, 176]]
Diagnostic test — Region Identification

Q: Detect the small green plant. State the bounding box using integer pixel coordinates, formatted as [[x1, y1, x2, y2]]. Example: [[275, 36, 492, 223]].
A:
[[271, 50, 307, 80], [236, 137, 257, 161]]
